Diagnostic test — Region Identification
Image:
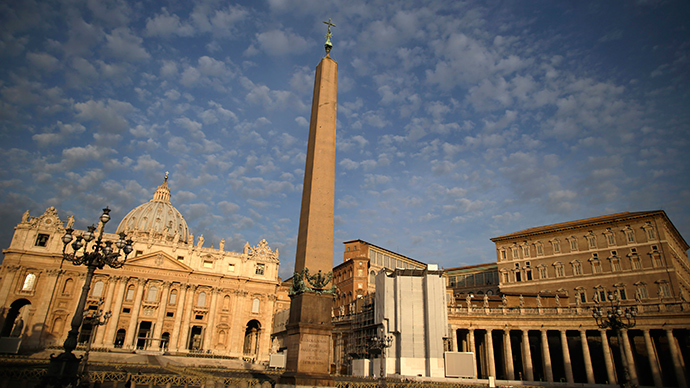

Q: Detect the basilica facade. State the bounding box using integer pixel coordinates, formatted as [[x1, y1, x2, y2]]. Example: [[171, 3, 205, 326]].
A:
[[0, 177, 281, 361]]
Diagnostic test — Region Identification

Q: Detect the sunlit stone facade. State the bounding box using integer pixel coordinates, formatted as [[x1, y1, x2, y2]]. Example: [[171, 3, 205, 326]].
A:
[[0, 179, 280, 361]]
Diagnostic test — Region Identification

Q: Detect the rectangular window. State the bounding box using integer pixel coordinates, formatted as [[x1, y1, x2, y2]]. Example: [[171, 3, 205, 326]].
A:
[[574, 263, 583, 275], [526, 270, 532, 281], [501, 251, 507, 260], [653, 256, 663, 267], [660, 284, 671, 297], [512, 247, 519, 259], [588, 237, 596, 249], [593, 261, 602, 273], [638, 286, 649, 299], [553, 241, 560, 253], [255, 263, 265, 275], [632, 257, 642, 269], [177, 256, 184, 262], [607, 234, 615, 246], [570, 239, 578, 251], [599, 290, 607, 301], [203, 260, 213, 268], [501, 272, 509, 283], [536, 244, 543, 256], [228, 264, 235, 272], [618, 289, 627, 300], [646, 228, 656, 240], [135, 250, 143, 257], [626, 231, 635, 243], [556, 266, 565, 277], [539, 267, 547, 279], [580, 292, 587, 304], [35, 233, 50, 247], [612, 259, 622, 271], [523, 246, 530, 258], [515, 272, 522, 282], [122, 308, 131, 313], [166, 312, 174, 317]]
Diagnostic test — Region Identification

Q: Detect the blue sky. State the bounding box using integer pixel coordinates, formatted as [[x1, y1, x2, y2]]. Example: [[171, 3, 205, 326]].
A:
[[1, 0, 689, 278]]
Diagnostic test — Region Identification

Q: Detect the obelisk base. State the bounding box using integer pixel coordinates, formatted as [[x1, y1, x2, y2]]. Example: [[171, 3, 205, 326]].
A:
[[278, 292, 335, 387]]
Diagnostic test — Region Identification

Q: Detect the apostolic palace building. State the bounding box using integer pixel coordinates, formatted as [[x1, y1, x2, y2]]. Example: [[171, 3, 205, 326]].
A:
[[0, 177, 689, 387]]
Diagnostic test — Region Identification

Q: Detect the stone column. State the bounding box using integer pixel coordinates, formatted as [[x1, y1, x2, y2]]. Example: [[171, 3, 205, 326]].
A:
[[560, 330, 574, 383], [169, 284, 187, 352], [103, 277, 128, 348], [468, 328, 477, 377], [93, 275, 118, 346], [522, 330, 534, 381], [450, 326, 458, 352], [666, 329, 688, 388], [504, 329, 515, 380], [621, 329, 638, 385], [541, 330, 553, 382], [202, 288, 220, 350], [643, 329, 662, 387], [486, 329, 496, 378], [124, 278, 146, 349], [600, 329, 617, 384], [0, 265, 20, 305], [177, 285, 196, 351], [152, 281, 171, 350], [26, 269, 62, 348], [579, 330, 595, 384]]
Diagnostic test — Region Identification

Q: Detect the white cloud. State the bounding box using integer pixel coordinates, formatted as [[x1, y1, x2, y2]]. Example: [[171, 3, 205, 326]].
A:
[[256, 29, 310, 56], [103, 27, 150, 61], [145, 8, 195, 37]]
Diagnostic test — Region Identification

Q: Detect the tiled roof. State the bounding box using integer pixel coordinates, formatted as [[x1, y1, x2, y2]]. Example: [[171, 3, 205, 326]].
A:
[[490, 210, 665, 241]]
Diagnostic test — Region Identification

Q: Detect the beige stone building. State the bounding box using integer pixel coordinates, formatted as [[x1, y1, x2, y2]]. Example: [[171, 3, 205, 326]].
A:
[[448, 210, 690, 387], [0, 177, 281, 361]]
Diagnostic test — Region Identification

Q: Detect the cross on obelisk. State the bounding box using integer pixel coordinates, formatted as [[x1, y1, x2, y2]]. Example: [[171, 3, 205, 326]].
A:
[[278, 19, 338, 388]]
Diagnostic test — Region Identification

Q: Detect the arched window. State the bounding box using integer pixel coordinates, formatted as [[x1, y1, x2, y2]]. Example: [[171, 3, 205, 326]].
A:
[[147, 286, 158, 302], [169, 290, 177, 305], [223, 295, 230, 310], [252, 298, 260, 313], [218, 330, 227, 346], [52, 317, 64, 335], [369, 270, 376, 284], [125, 285, 135, 301], [92, 281, 104, 297], [197, 292, 206, 307], [22, 274, 37, 291], [62, 279, 74, 295]]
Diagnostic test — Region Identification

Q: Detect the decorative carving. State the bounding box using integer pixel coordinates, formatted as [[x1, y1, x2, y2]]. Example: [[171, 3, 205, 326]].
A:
[[246, 239, 279, 262], [289, 267, 336, 296]]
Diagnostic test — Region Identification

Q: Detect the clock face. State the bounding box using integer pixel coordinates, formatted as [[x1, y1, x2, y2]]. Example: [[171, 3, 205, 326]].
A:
[[44, 218, 53, 225]]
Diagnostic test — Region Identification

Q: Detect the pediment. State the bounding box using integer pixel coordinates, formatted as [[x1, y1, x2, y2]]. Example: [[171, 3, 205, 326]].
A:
[[126, 251, 193, 272]]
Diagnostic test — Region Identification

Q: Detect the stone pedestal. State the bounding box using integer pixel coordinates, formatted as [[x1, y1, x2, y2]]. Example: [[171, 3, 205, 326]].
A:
[[278, 292, 334, 387]]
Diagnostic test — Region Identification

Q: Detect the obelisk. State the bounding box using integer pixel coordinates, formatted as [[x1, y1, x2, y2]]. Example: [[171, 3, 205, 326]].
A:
[[278, 19, 337, 388]]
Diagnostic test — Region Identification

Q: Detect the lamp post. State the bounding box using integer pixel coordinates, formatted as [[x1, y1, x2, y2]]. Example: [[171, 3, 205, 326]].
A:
[[39, 207, 132, 388], [592, 291, 638, 388], [79, 300, 112, 385], [369, 333, 393, 387]]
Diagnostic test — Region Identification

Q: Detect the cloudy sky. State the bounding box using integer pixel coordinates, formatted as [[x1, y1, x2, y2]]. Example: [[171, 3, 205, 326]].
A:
[[1, 0, 689, 278]]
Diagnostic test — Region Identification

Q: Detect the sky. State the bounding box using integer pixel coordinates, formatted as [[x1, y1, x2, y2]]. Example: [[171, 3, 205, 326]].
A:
[[1, 0, 689, 279]]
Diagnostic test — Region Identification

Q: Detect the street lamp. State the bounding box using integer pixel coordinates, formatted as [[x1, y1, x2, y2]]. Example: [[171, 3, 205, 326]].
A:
[[39, 207, 133, 388], [369, 333, 393, 387], [592, 291, 638, 388], [79, 300, 112, 385]]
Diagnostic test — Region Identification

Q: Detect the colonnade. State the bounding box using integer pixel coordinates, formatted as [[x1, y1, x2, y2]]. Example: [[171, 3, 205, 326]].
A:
[[453, 326, 687, 388], [42, 273, 272, 360]]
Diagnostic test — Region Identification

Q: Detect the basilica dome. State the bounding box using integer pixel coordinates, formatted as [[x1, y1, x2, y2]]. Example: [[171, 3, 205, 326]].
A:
[[116, 176, 189, 244]]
